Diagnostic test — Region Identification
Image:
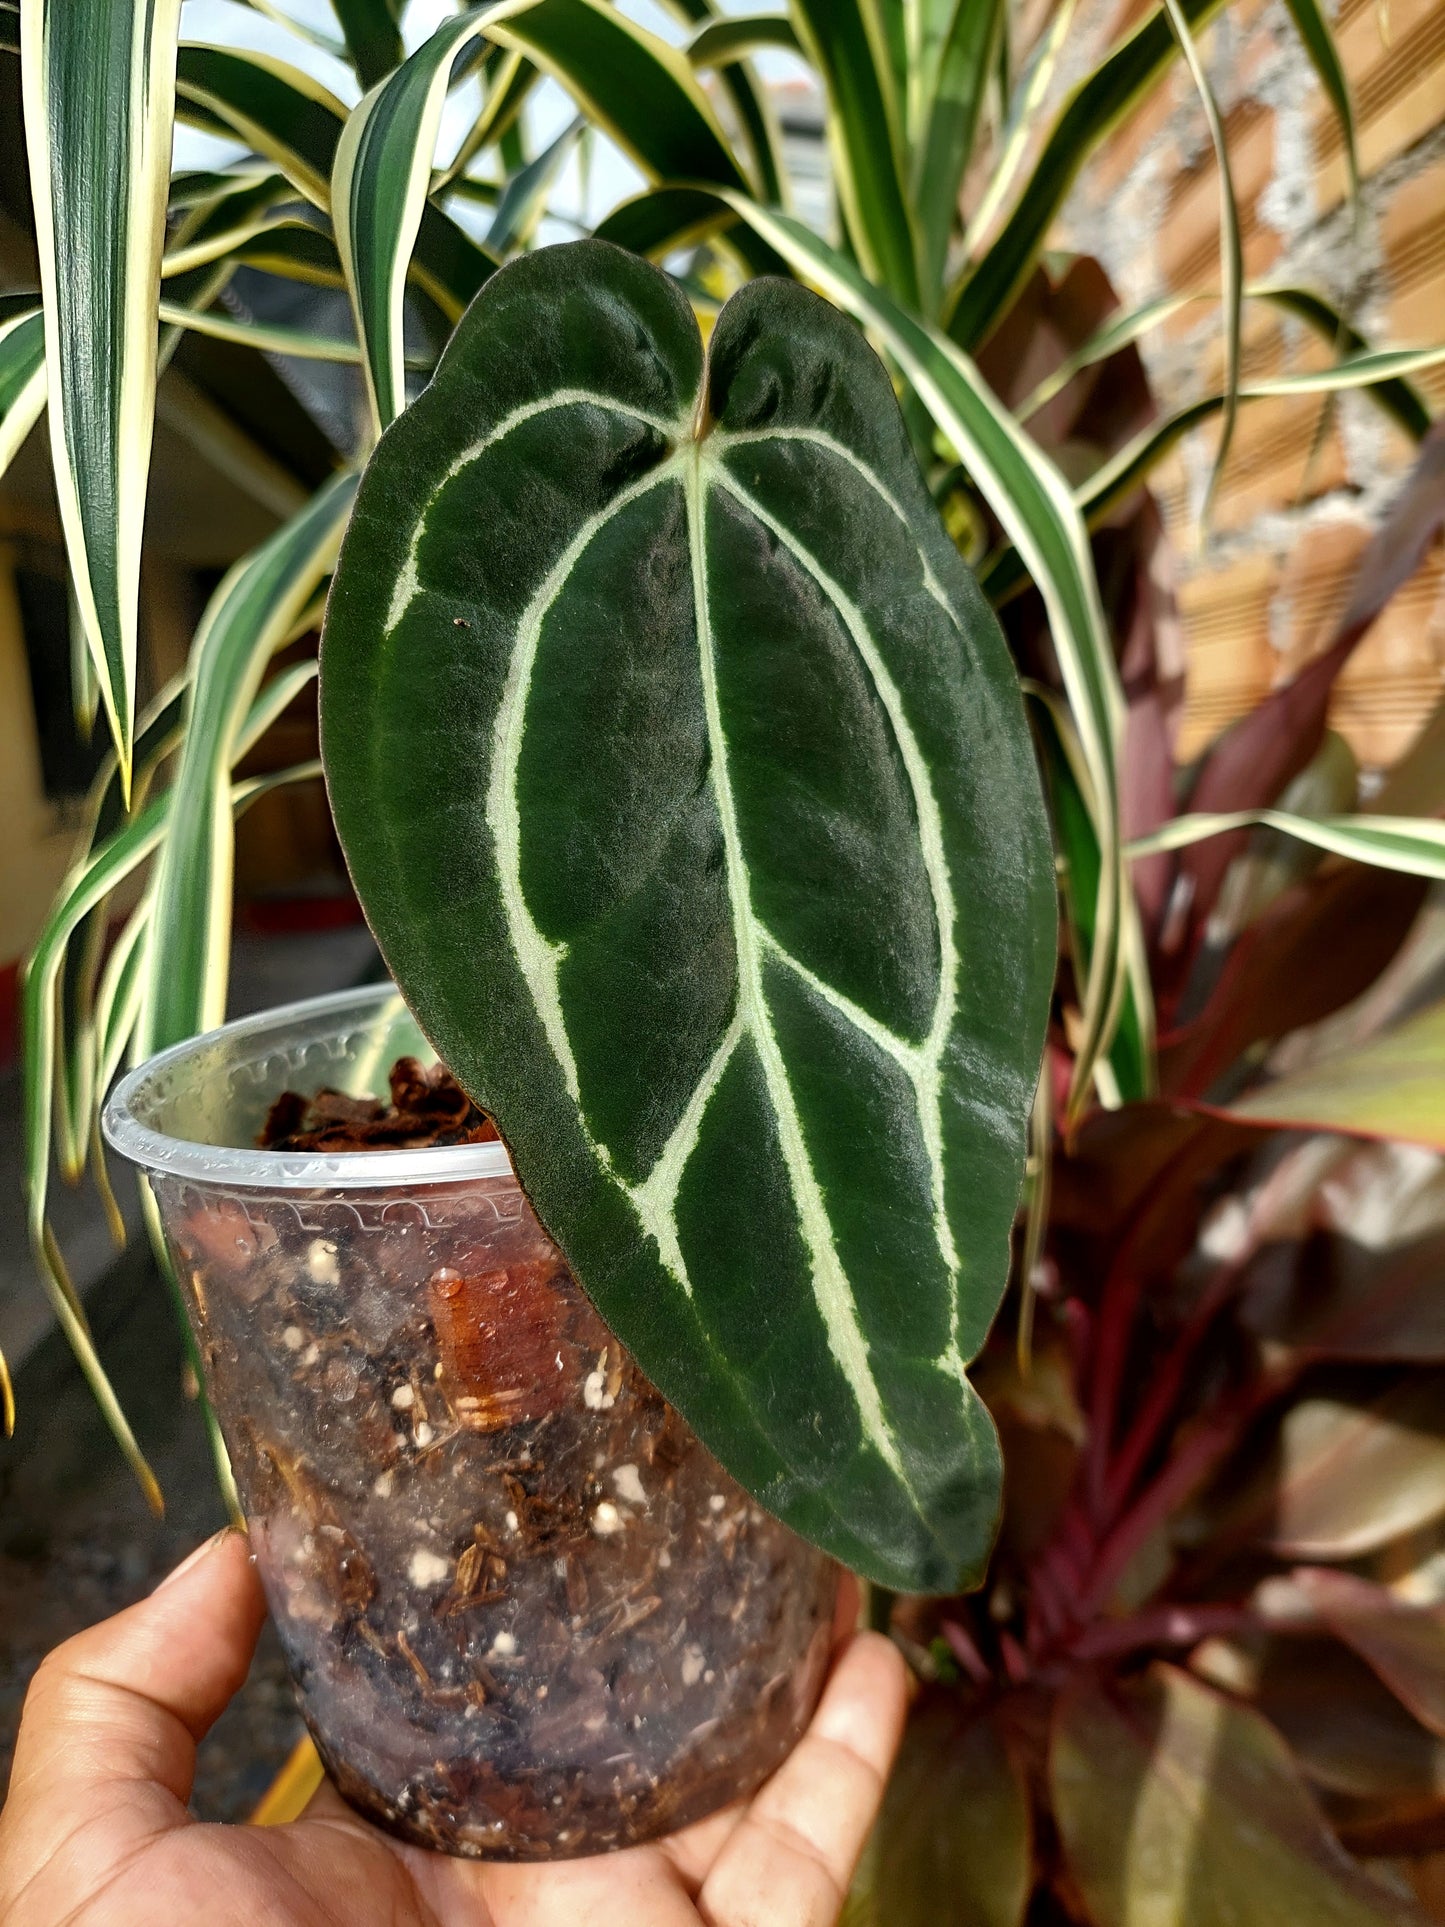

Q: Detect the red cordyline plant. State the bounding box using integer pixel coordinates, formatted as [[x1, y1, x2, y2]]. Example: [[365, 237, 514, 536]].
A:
[[847, 414, 1445, 1923]]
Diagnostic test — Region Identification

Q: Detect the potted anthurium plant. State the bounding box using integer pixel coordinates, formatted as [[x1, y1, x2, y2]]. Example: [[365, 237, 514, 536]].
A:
[[103, 240, 1057, 1857]]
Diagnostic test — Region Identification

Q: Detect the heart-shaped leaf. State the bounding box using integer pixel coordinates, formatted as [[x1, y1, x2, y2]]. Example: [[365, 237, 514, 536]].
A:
[[320, 240, 1055, 1590]]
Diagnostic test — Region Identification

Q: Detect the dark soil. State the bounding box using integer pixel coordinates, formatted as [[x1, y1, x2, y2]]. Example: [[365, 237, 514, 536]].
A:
[[157, 1057, 837, 1859], [260, 1057, 499, 1154]]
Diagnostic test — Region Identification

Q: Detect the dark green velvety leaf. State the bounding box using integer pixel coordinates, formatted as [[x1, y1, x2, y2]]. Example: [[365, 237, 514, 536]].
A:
[[321, 240, 1055, 1590]]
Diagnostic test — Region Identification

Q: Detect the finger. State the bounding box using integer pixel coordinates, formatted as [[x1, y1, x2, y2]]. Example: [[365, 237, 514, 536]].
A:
[[406, 1836, 701, 1927], [695, 1631, 908, 1927], [5, 1529, 264, 1838]]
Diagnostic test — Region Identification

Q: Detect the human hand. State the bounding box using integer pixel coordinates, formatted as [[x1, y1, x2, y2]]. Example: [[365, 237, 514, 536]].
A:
[[0, 1528, 907, 1926]]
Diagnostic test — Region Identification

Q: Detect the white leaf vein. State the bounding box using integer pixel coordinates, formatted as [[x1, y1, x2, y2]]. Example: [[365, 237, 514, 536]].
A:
[[702, 453, 968, 1377], [478, 401, 976, 1488], [385, 389, 682, 636]]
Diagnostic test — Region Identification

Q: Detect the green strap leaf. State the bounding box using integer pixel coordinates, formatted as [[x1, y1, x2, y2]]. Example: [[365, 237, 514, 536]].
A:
[[161, 167, 297, 275], [1030, 684, 1153, 1105], [594, 183, 790, 276], [912, 0, 1006, 310], [1080, 342, 1445, 524], [22, 0, 184, 794], [168, 210, 341, 284], [240, 0, 347, 60], [176, 43, 346, 207], [485, 114, 583, 254], [22, 797, 171, 1506], [496, 0, 792, 271], [94, 898, 153, 1101], [1013, 281, 1434, 430], [321, 241, 1056, 1590], [789, 0, 921, 305], [336, 0, 759, 433], [175, 40, 499, 328], [985, 336, 1445, 608], [48, 676, 189, 1190], [494, 0, 749, 188], [156, 298, 381, 364], [0, 304, 45, 479], [333, 9, 502, 435], [330, 0, 404, 88], [1280, 0, 1359, 209], [681, 15, 789, 204], [960, 0, 1077, 261], [1260, 282, 1433, 440], [1158, 0, 1241, 525], [137, 471, 356, 1060], [946, 0, 1227, 349], [687, 14, 803, 63], [1127, 808, 1445, 880], [433, 48, 538, 190], [21, 746, 325, 1502]]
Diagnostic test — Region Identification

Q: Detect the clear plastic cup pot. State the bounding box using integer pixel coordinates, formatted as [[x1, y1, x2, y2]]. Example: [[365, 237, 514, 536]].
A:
[[103, 985, 838, 1859]]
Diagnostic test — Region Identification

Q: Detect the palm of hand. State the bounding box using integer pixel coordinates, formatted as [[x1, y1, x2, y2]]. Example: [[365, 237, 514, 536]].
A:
[[0, 1532, 905, 1927]]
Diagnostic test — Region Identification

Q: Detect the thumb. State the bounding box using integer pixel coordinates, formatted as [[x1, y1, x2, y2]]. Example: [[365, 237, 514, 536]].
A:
[[0, 1528, 266, 1888]]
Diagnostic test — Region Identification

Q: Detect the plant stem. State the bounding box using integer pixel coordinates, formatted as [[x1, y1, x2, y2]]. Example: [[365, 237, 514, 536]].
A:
[[1066, 1602, 1253, 1661], [1102, 1250, 1249, 1516]]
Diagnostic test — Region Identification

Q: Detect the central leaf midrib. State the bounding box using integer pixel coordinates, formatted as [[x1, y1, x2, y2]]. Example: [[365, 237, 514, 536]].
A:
[[680, 444, 914, 1491], [475, 393, 963, 1515], [702, 447, 967, 1361]]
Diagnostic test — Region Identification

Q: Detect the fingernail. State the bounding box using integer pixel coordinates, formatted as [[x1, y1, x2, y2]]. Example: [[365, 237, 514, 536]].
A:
[[156, 1526, 236, 1592]]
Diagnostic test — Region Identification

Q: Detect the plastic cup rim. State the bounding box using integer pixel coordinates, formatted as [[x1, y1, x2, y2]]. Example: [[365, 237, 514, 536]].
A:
[[101, 982, 517, 1191]]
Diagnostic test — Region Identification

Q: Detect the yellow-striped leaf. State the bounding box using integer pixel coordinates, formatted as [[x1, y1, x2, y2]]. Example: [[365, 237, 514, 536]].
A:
[[137, 472, 356, 1060], [21, 0, 184, 793], [0, 301, 45, 478]]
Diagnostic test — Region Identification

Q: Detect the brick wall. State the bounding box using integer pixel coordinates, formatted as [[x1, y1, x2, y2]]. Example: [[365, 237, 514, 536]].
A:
[[1057, 0, 1445, 765]]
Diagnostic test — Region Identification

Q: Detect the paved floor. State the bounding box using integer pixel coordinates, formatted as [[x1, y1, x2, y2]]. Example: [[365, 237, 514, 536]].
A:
[[0, 922, 381, 1819], [0, 1240, 300, 1820]]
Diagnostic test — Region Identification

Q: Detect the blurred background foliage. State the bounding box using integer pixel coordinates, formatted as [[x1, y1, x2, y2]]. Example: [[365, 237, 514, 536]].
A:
[[3, 0, 1445, 1918]]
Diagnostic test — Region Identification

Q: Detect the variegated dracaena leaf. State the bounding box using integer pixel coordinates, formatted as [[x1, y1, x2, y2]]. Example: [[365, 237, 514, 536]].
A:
[[321, 241, 1055, 1590]]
